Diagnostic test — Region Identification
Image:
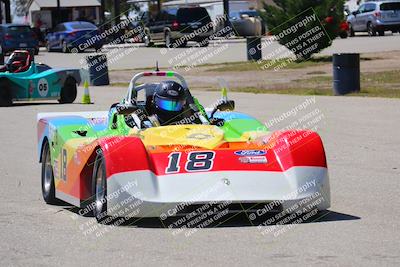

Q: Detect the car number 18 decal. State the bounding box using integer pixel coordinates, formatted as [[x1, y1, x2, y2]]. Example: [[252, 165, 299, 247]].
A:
[[37, 78, 49, 97], [165, 151, 215, 174]]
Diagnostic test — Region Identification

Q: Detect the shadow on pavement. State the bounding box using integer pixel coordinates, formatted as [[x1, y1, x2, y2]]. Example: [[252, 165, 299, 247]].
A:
[[64, 206, 360, 229]]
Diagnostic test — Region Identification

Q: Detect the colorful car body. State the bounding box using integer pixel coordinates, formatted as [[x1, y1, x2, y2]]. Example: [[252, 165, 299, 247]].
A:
[[37, 71, 331, 222], [0, 50, 81, 106]]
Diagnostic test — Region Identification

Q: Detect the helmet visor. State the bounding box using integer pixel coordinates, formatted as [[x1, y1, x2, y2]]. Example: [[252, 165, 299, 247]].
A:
[[155, 97, 185, 112]]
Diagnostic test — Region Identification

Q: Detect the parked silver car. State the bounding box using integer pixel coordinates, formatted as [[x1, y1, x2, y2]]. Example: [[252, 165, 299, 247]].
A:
[[347, 0, 400, 36]]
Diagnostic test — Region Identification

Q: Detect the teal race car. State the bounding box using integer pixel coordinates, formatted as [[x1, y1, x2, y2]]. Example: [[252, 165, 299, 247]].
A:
[[0, 50, 81, 106]]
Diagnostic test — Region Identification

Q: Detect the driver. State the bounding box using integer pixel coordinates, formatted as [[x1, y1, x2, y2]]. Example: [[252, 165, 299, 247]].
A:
[[148, 80, 196, 125]]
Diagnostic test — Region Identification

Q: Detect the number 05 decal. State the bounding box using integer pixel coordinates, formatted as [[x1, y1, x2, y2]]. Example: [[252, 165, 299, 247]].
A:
[[165, 151, 215, 174]]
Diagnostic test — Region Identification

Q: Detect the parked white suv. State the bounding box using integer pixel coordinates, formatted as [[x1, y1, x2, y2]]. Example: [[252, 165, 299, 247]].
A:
[[347, 0, 400, 36]]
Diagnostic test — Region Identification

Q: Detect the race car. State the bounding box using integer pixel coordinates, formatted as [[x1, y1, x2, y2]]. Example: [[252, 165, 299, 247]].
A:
[[37, 71, 330, 223], [0, 50, 81, 106]]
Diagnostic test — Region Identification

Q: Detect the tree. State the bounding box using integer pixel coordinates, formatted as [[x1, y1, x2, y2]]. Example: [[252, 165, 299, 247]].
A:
[[13, 0, 29, 17], [261, 0, 345, 60]]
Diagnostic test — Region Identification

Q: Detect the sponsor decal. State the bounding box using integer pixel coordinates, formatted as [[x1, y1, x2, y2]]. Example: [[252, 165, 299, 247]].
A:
[[234, 150, 266, 156], [37, 78, 49, 97], [239, 156, 268, 164], [187, 133, 213, 140], [167, 89, 179, 96], [28, 80, 34, 97], [53, 159, 59, 178]]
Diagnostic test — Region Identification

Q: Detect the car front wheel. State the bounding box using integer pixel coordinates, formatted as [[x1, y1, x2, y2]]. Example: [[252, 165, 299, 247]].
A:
[[144, 31, 153, 47], [92, 151, 108, 223], [367, 23, 376, 36], [62, 40, 70, 53], [348, 23, 355, 37], [165, 32, 175, 48], [41, 141, 58, 204], [59, 77, 77, 104]]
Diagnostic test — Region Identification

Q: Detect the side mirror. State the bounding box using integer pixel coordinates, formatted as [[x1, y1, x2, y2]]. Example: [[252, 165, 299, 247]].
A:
[[210, 100, 235, 119], [216, 100, 235, 111], [352, 11, 358, 16], [115, 103, 139, 115]]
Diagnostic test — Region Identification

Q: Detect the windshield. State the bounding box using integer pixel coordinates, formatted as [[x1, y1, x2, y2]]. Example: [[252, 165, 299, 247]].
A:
[[177, 8, 211, 23], [231, 10, 258, 19], [68, 22, 97, 30], [7, 26, 32, 33]]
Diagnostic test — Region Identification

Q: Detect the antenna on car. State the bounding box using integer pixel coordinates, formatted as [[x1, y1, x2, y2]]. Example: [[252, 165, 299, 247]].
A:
[[155, 61, 159, 72]]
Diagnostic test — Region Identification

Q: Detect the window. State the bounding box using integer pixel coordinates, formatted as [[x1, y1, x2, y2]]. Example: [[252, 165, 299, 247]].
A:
[[54, 24, 65, 32], [7, 26, 32, 33], [365, 3, 376, 12], [69, 22, 97, 30], [358, 4, 366, 13], [380, 2, 400, 11], [177, 8, 211, 23]]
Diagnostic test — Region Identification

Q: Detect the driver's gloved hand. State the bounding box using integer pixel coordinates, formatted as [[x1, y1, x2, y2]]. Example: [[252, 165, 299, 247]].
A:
[[209, 118, 225, 126]]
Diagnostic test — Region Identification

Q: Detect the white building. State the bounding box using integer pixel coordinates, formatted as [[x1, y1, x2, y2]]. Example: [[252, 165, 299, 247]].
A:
[[163, 0, 259, 22], [27, 0, 101, 29]]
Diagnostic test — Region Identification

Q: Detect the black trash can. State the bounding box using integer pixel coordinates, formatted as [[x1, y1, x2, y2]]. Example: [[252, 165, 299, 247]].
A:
[[333, 53, 360, 95], [86, 54, 110, 86], [247, 37, 262, 61]]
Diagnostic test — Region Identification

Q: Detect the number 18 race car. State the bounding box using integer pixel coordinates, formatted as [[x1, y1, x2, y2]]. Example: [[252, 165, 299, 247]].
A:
[[37, 71, 330, 223]]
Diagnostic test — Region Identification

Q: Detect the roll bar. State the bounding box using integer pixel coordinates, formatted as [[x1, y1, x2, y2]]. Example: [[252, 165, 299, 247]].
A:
[[125, 71, 189, 104]]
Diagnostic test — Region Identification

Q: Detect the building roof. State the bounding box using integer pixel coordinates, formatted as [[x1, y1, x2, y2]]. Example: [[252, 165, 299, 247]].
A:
[[28, 0, 101, 8]]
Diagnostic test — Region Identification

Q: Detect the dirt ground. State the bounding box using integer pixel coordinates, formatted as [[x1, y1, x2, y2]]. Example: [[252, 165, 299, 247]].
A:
[[109, 50, 400, 90]]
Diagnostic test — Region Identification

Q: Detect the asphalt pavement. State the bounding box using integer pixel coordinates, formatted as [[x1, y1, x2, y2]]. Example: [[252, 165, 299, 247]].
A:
[[0, 86, 399, 266]]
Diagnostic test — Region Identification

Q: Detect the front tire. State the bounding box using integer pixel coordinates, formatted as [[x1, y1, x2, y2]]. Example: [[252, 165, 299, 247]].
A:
[[92, 151, 108, 223], [0, 79, 12, 107], [199, 39, 210, 47], [46, 41, 53, 52], [367, 23, 376, 37], [144, 31, 153, 47], [348, 23, 355, 37], [41, 141, 58, 204], [165, 31, 175, 48], [378, 30, 385, 36], [62, 40, 70, 53], [59, 77, 77, 104]]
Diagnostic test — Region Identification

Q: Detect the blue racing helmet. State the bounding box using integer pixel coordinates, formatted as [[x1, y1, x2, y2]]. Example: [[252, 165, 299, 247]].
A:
[[153, 81, 186, 112]]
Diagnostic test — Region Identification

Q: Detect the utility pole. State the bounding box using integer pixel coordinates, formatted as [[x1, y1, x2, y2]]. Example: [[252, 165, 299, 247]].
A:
[[4, 0, 11, 23], [100, 0, 106, 25], [56, 0, 60, 25], [223, 0, 230, 30]]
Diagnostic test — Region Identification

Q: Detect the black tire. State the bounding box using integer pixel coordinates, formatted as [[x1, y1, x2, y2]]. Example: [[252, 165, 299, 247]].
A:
[[339, 31, 348, 39], [59, 77, 77, 104], [348, 23, 355, 37], [165, 31, 175, 48], [34, 48, 39, 55], [62, 40, 70, 53], [178, 41, 187, 48], [41, 141, 58, 204], [199, 39, 210, 47], [92, 151, 108, 223], [144, 31, 153, 47], [367, 23, 376, 37], [46, 41, 53, 52], [94, 45, 103, 52], [378, 30, 385, 36], [0, 79, 12, 107]]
